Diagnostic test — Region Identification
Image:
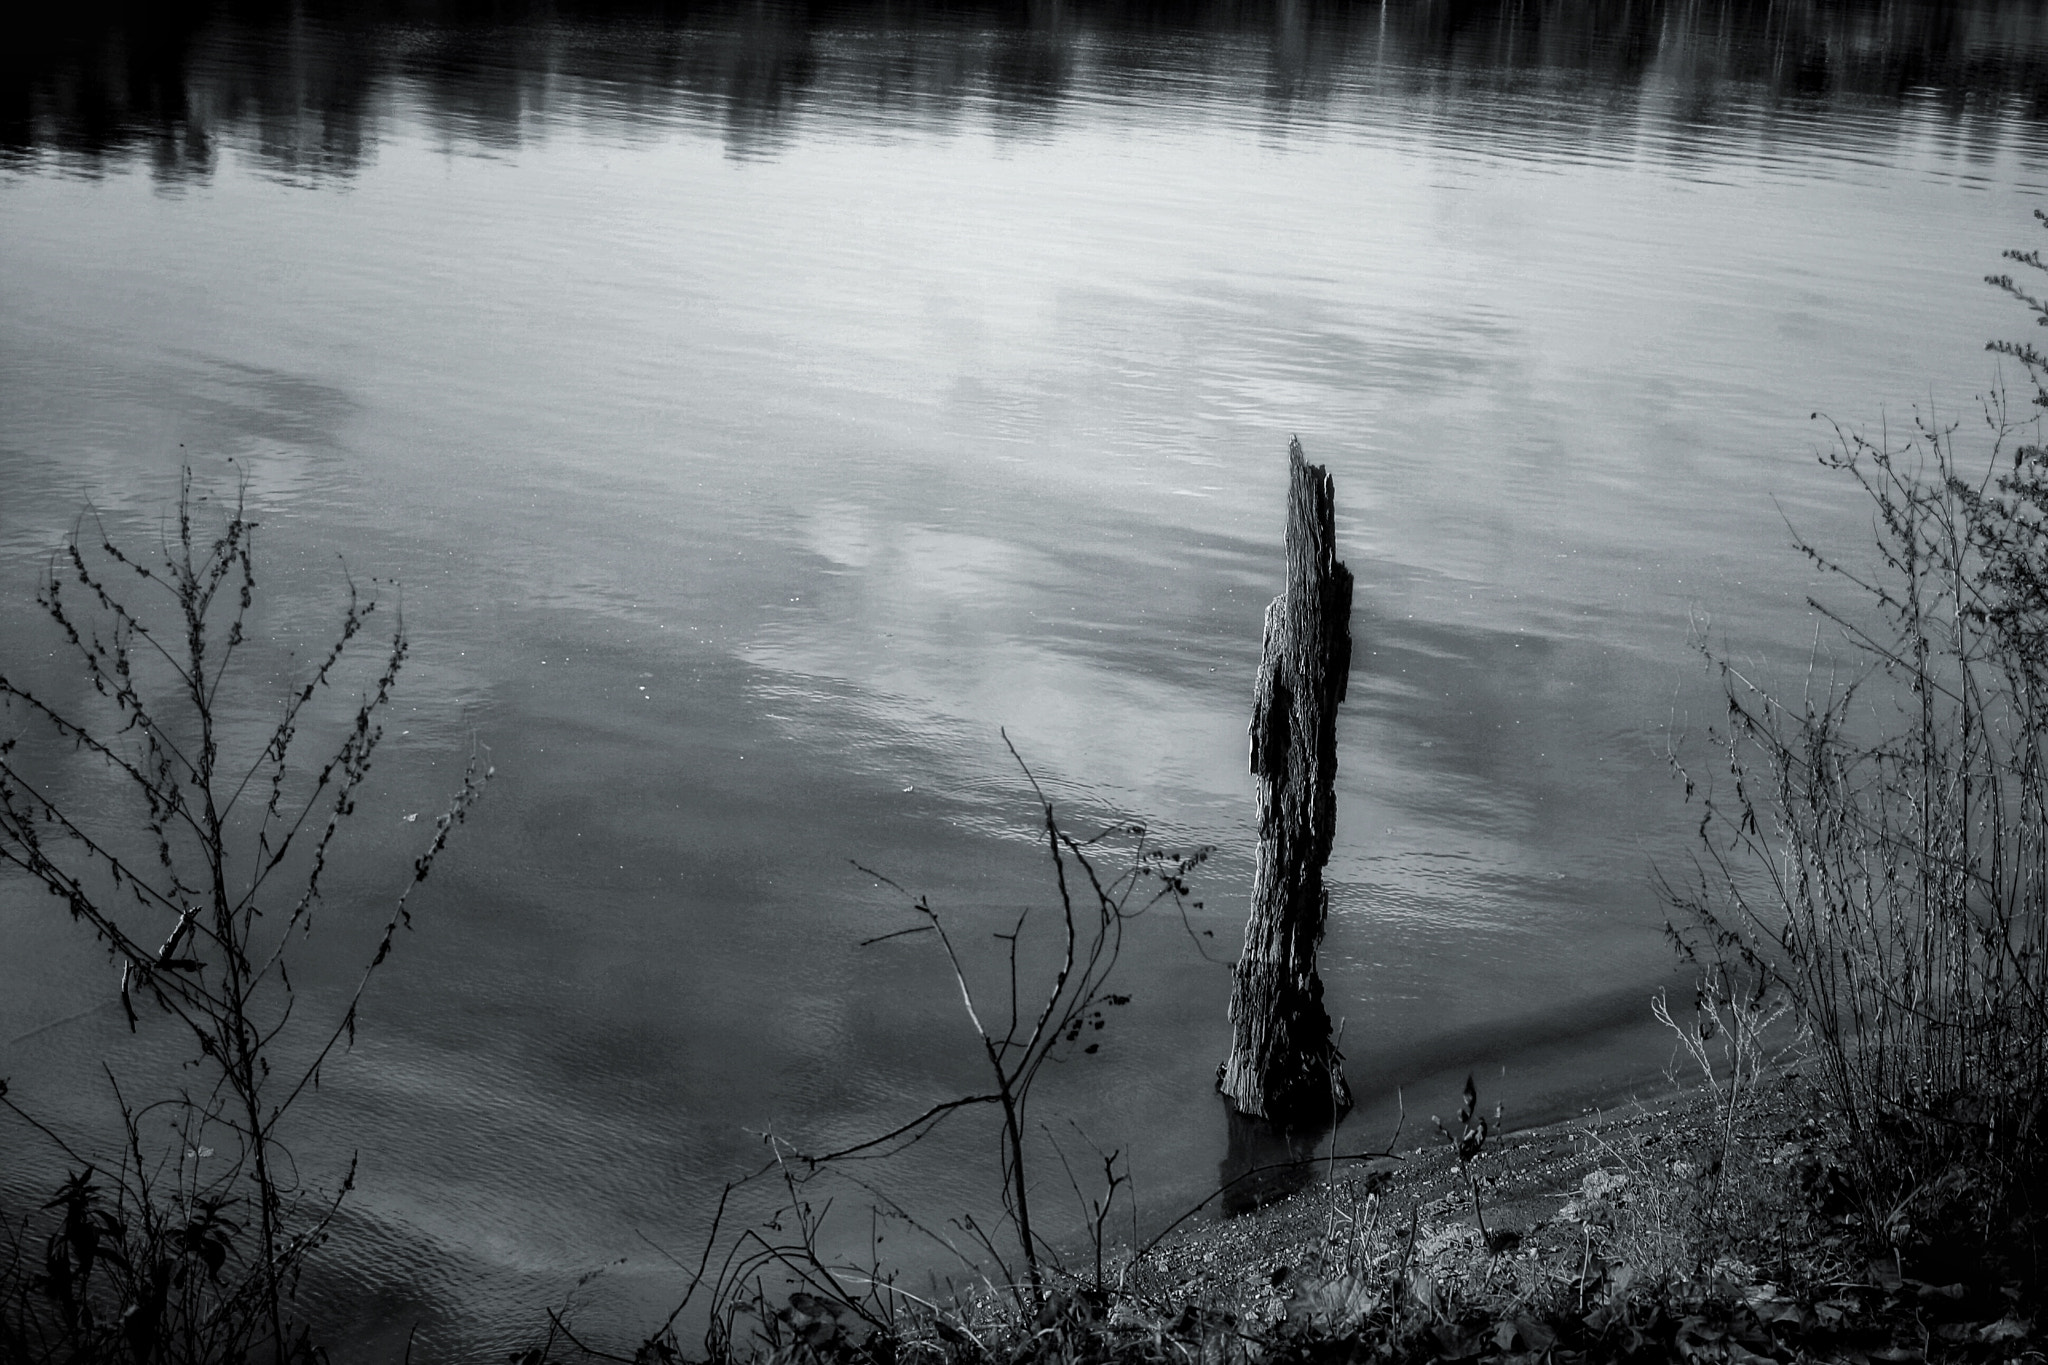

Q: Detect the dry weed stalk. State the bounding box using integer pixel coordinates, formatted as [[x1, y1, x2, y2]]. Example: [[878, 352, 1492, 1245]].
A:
[[1651, 962, 1792, 1207], [0, 471, 486, 1360], [608, 743, 1211, 1364], [811, 735, 1210, 1302], [1669, 213, 2048, 1273]]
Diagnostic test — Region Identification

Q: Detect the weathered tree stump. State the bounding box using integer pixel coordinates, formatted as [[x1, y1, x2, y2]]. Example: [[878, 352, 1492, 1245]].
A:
[[1218, 438, 1354, 1126]]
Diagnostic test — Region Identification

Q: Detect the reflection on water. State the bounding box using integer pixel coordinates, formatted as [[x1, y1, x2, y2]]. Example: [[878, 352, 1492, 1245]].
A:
[[1220, 1105, 1332, 1215], [10, 0, 2048, 179], [3, 0, 2048, 1354]]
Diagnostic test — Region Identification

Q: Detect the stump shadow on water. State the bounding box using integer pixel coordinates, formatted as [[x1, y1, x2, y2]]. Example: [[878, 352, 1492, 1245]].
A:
[[1217, 1098, 1339, 1215]]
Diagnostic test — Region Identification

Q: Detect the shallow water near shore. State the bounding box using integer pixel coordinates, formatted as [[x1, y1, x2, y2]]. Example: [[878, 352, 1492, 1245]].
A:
[[3, 0, 2047, 1352]]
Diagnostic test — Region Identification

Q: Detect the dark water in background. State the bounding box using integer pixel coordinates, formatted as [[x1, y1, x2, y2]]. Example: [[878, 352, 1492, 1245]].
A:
[[4, 0, 2048, 1352]]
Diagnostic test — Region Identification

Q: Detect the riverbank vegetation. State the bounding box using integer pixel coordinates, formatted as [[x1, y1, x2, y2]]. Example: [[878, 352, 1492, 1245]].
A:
[[11, 221, 2048, 1360], [0, 477, 486, 1362]]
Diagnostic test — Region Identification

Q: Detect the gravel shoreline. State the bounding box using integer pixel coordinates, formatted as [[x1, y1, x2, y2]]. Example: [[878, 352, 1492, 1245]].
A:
[[1123, 1084, 1718, 1316]]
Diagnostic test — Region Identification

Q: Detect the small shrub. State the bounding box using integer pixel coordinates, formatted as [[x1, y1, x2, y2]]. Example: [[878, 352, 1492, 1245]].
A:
[[1650, 957, 1793, 1211], [601, 748, 1211, 1365], [1670, 213, 2048, 1292], [0, 472, 486, 1360], [1431, 1077, 1510, 1254]]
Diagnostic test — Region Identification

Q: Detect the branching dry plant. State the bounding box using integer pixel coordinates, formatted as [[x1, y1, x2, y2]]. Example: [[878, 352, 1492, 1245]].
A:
[[1650, 959, 1791, 1211], [595, 740, 1212, 1365], [1668, 211, 2048, 1287], [819, 738, 1210, 1299], [1431, 1076, 1504, 1254], [0, 471, 487, 1362]]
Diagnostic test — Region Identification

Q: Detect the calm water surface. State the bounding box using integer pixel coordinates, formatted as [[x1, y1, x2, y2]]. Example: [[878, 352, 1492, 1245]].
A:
[[4, 1, 2048, 1352]]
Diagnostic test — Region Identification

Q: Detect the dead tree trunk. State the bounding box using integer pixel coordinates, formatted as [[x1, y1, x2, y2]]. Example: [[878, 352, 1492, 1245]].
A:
[[1218, 438, 1354, 1126]]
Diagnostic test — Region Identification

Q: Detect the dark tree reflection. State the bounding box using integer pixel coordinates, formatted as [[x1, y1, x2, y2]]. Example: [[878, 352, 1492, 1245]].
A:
[[5, 1, 2045, 180]]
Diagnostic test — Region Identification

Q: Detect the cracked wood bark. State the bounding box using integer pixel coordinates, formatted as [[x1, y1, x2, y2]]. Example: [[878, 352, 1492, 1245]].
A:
[[1218, 438, 1354, 1126]]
